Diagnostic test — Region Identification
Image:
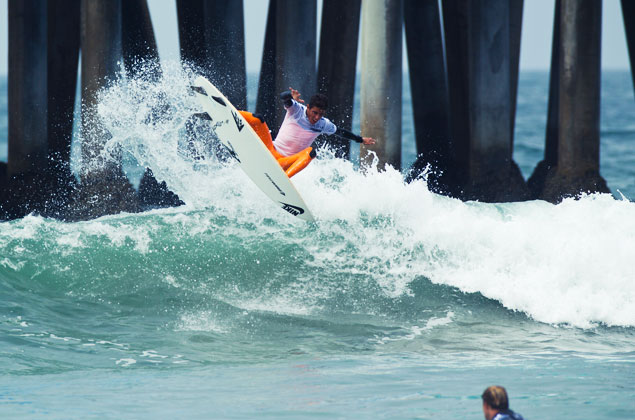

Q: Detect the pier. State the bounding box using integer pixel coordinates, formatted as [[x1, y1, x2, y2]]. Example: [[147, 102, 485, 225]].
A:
[[0, 0, 629, 220]]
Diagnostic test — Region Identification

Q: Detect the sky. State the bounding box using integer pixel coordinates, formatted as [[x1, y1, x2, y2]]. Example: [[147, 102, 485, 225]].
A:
[[0, 0, 631, 76]]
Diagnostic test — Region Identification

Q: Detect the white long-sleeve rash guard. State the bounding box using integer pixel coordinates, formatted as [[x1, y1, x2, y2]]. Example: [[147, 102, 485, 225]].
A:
[[273, 92, 363, 156]]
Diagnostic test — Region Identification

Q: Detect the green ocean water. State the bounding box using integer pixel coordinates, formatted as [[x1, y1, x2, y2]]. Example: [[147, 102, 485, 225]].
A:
[[1, 68, 635, 418]]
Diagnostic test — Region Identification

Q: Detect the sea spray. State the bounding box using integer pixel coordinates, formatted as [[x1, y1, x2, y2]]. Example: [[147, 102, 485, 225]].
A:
[[82, 61, 229, 207]]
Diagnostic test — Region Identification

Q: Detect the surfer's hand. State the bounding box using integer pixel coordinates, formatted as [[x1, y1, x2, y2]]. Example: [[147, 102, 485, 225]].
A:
[[362, 137, 376, 145], [289, 87, 304, 103]]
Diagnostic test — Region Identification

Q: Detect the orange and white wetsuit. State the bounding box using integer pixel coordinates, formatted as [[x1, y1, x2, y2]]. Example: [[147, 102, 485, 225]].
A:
[[239, 94, 365, 178], [238, 111, 314, 178]]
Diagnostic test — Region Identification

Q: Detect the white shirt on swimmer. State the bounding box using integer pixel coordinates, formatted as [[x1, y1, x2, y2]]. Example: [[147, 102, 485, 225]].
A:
[[273, 99, 337, 156]]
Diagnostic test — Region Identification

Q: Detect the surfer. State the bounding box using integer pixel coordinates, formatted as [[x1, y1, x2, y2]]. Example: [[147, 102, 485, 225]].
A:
[[240, 88, 375, 178], [481, 386, 525, 420]]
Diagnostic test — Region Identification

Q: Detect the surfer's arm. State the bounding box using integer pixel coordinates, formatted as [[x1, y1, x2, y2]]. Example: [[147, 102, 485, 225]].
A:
[[280, 91, 293, 108], [335, 127, 363, 143], [280, 87, 304, 108], [335, 127, 376, 146]]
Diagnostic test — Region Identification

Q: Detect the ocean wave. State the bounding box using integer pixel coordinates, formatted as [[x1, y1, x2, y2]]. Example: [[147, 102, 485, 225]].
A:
[[2, 64, 635, 331], [1, 173, 634, 331]]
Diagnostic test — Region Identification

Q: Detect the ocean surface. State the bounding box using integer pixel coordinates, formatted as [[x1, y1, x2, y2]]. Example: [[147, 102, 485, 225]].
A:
[[1, 66, 634, 419]]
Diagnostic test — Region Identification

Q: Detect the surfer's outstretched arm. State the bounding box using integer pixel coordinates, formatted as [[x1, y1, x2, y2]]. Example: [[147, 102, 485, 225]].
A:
[[334, 127, 375, 146]]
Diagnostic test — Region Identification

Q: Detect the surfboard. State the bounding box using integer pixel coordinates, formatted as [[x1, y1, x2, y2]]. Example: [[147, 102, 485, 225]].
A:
[[190, 76, 315, 222]]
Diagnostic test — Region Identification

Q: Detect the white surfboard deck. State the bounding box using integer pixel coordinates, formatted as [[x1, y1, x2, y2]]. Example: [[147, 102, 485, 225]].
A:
[[191, 76, 314, 222]]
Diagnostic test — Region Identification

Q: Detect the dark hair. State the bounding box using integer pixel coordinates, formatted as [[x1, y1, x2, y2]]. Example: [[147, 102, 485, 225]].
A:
[[309, 93, 328, 110], [481, 386, 509, 410]]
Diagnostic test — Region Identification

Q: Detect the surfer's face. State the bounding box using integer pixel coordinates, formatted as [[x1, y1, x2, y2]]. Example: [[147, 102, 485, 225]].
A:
[[306, 106, 325, 125]]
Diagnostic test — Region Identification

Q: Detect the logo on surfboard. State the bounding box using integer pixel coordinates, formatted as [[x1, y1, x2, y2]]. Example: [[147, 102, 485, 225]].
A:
[[211, 95, 227, 106], [265, 173, 286, 196], [231, 110, 245, 132], [223, 141, 241, 163], [280, 202, 305, 216]]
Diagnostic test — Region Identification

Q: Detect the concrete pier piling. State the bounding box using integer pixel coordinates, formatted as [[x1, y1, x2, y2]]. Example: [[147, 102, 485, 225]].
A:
[[528, 0, 560, 197], [555, 0, 609, 198], [622, 0, 635, 95], [204, 1, 247, 110], [77, 0, 139, 219], [403, 0, 451, 190], [176, 0, 206, 73], [256, 0, 278, 129], [178, 0, 247, 108], [257, 0, 317, 135], [4, 0, 49, 217], [442, 0, 528, 201], [274, 0, 317, 128], [47, 0, 80, 178], [122, 0, 161, 80], [531, 0, 609, 202], [80, 0, 122, 166], [316, 0, 361, 158], [509, 0, 523, 144], [8, 0, 48, 178], [45, 0, 81, 217], [360, 0, 403, 171]]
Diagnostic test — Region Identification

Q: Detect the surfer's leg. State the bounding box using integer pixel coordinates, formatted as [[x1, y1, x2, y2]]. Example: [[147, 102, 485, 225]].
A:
[[238, 111, 283, 159], [275, 148, 312, 172], [276, 155, 298, 171], [285, 148, 316, 178]]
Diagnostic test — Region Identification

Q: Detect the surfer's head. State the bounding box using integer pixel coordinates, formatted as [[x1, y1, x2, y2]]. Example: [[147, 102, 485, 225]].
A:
[[309, 93, 328, 110], [306, 93, 328, 124], [481, 385, 509, 419]]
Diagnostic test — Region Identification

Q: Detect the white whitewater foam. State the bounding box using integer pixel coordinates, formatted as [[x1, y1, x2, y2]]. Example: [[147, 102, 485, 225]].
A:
[[299, 157, 635, 328]]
